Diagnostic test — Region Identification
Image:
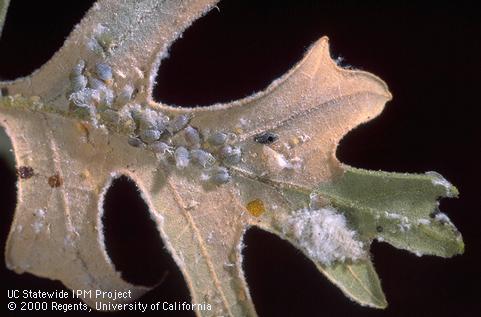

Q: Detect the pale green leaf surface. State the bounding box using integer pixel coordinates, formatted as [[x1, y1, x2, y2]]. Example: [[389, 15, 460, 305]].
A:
[[258, 165, 463, 309], [321, 260, 386, 308], [0, 0, 9, 37], [316, 166, 464, 257]]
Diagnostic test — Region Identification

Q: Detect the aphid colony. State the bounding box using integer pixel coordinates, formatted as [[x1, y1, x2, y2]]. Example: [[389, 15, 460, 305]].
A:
[[67, 60, 246, 185]]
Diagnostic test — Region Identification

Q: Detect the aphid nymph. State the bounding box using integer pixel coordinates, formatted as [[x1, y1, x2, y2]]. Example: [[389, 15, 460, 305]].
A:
[[210, 167, 231, 184], [116, 84, 134, 105], [220, 145, 241, 165], [174, 146, 190, 169], [95, 63, 113, 82]]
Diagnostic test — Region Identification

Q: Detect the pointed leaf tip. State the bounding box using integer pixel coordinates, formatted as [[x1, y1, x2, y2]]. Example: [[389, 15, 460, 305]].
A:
[[320, 260, 387, 309], [316, 166, 464, 258]]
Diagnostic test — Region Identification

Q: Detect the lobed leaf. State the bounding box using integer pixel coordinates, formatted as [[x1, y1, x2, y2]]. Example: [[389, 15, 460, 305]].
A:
[[0, 1, 464, 315]]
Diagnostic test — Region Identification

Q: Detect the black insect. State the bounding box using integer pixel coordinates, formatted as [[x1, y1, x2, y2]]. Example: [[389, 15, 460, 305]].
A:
[[376, 226, 383, 233], [254, 131, 278, 144]]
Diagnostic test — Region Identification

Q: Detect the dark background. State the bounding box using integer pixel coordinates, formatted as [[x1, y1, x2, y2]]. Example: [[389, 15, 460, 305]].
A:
[[0, 0, 480, 316]]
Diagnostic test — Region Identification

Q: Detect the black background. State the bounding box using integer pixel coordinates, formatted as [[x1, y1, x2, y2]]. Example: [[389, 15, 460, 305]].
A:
[[1, 0, 480, 316]]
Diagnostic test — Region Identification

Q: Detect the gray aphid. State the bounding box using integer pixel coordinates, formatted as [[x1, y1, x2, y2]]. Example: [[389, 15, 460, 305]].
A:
[[88, 77, 106, 90], [88, 38, 104, 55], [140, 129, 161, 143], [116, 85, 134, 105], [71, 60, 85, 76], [168, 114, 189, 134], [138, 109, 167, 133], [149, 141, 172, 154], [94, 24, 114, 52], [129, 104, 143, 123], [191, 149, 216, 168], [175, 146, 190, 169], [221, 146, 241, 165], [184, 126, 201, 147], [100, 87, 114, 107], [128, 136, 143, 148], [224, 147, 242, 164], [210, 167, 231, 184], [87, 78, 113, 107], [95, 63, 113, 81], [69, 88, 97, 107], [208, 132, 227, 146], [70, 75, 88, 93], [101, 109, 120, 125], [155, 116, 169, 133]]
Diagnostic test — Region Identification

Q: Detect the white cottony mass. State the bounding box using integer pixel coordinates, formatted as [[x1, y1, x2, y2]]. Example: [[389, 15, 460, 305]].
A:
[[285, 207, 366, 265]]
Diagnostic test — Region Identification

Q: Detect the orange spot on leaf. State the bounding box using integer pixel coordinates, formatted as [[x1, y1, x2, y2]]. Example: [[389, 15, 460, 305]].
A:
[[246, 199, 266, 217]]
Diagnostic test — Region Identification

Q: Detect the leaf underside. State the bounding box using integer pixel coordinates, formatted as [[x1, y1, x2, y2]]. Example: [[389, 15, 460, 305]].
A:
[[0, 0, 9, 37], [0, 1, 463, 316]]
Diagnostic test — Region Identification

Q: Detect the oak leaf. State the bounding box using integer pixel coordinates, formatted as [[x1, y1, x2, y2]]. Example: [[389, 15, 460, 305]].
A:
[[0, 0, 463, 316]]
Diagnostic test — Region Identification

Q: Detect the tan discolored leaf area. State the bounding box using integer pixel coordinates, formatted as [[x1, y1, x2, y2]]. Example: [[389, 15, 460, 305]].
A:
[[0, 1, 463, 316]]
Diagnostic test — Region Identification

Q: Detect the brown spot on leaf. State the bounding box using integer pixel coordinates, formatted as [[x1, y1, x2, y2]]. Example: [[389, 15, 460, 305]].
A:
[[48, 174, 63, 188], [16, 166, 34, 179]]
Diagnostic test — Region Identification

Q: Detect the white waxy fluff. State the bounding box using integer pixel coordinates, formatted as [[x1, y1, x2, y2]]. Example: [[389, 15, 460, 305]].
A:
[[434, 212, 453, 225], [284, 207, 366, 265], [425, 171, 456, 197]]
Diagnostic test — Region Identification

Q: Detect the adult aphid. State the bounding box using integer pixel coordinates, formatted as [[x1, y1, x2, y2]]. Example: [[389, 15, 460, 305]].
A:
[[208, 132, 227, 146], [191, 149, 216, 168], [184, 126, 201, 147], [140, 129, 161, 143], [254, 131, 278, 144], [168, 114, 190, 134]]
